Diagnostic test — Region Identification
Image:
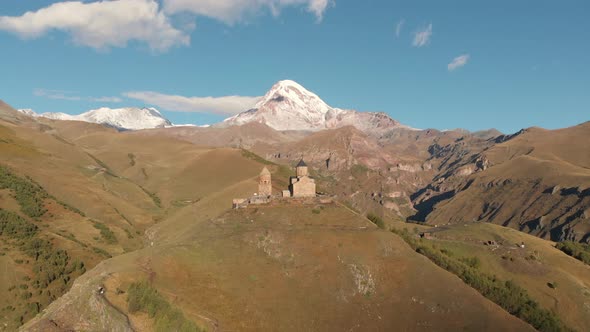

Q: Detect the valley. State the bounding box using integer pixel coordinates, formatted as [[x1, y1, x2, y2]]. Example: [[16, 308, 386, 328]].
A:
[[1, 80, 589, 332]]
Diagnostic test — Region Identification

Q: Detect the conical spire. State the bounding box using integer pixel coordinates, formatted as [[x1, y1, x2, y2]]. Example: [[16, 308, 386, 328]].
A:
[[260, 167, 271, 175]]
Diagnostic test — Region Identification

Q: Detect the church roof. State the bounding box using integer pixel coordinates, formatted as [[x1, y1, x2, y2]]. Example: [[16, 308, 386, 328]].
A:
[[296, 159, 307, 167], [260, 167, 271, 175]]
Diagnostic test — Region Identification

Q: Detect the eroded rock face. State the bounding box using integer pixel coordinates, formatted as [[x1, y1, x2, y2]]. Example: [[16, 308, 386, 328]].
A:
[[396, 163, 423, 173], [21, 261, 134, 332], [475, 156, 490, 171], [455, 165, 476, 177]]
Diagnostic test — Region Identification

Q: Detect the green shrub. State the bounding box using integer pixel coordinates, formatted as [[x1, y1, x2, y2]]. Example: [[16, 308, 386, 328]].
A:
[[92, 246, 112, 258], [128, 153, 136, 166], [127, 281, 203, 332], [312, 209, 321, 214], [0, 208, 85, 314], [440, 248, 454, 256], [92, 221, 118, 244], [0, 165, 48, 218], [0, 209, 38, 239], [55, 200, 85, 217], [556, 241, 590, 265], [351, 164, 369, 177], [460, 256, 481, 269], [367, 213, 385, 229], [139, 186, 162, 208], [25, 302, 40, 315]]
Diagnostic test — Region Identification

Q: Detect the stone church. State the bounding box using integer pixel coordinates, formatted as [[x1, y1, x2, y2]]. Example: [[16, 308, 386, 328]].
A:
[[233, 159, 318, 208], [258, 159, 316, 198], [288, 159, 316, 198]]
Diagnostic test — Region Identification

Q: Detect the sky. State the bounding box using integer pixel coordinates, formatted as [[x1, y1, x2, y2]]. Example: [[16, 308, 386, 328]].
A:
[[1, 0, 589, 134]]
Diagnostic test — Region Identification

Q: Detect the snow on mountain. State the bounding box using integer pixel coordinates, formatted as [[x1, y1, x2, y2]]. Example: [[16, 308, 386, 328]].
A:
[[16, 109, 38, 117], [18, 107, 171, 130], [219, 80, 410, 133]]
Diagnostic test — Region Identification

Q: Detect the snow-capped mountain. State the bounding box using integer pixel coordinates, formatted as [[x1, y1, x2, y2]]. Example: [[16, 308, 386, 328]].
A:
[[18, 107, 171, 130], [219, 80, 411, 133]]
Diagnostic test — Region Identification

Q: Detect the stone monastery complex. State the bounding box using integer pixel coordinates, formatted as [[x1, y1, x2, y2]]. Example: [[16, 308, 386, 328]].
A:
[[233, 159, 317, 208]]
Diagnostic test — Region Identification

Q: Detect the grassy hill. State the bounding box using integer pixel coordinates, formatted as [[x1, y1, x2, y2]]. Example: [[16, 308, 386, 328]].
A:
[[1, 103, 588, 331], [23, 201, 532, 331]]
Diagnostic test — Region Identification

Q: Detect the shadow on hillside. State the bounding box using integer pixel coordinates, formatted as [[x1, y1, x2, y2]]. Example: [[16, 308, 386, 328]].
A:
[[408, 190, 456, 222]]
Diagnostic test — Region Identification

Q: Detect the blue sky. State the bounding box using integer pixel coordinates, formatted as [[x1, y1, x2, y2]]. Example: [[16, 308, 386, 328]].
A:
[[1, 0, 589, 133]]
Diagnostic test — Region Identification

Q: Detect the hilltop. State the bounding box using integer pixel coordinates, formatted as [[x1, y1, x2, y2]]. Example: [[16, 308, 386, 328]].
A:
[[23, 201, 533, 331]]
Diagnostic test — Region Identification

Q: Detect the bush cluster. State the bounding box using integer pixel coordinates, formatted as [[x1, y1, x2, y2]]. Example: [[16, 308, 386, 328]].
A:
[[92, 221, 118, 244], [367, 213, 385, 229], [55, 199, 86, 217], [392, 228, 571, 332], [128, 153, 136, 166], [139, 186, 162, 208], [0, 208, 85, 324], [127, 281, 203, 332], [556, 241, 590, 265], [0, 210, 38, 238], [0, 165, 48, 218]]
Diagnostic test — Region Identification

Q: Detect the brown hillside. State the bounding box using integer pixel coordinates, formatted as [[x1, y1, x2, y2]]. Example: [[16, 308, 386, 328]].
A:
[[418, 123, 590, 242]]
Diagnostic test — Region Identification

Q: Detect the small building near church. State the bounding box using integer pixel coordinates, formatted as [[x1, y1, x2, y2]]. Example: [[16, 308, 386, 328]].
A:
[[258, 167, 272, 196]]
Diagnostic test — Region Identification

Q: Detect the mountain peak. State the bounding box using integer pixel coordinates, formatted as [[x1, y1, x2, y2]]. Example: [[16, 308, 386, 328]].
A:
[[253, 79, 330, 115], [219, 80, 406, 133], [19, 107, 171, 130], [273, 79, 306, 89]]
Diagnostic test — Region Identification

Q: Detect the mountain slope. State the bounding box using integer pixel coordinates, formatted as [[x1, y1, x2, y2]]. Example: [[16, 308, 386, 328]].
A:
[[413, 122, 590, 242], [22, 200, 534, 332], [18, 107, 171, 130], [219, 80, 409, 133]]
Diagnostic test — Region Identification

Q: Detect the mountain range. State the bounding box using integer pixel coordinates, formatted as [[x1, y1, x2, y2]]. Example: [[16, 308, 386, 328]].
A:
[[18, 80, 426, 133], [18, 106, 171, 130], [2, 82, 590, 331], [10, 80, 590, 245]]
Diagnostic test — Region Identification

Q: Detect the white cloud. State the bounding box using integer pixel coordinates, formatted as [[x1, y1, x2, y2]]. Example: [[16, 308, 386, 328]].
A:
[[447, 54, 470, 71], [0, 0, 189, 52], [395, 19, 404, 38], [34, 89, 123, 103], [163, 0, 334, 24], [34, 89, 81, 101], [412, 23, 432, 47], [124, 91, 261, 115], [91, 96, 124, 103]]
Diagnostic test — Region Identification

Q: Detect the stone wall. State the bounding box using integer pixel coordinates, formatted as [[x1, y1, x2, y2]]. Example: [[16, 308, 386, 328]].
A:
[[292, 176, 316, 198]]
